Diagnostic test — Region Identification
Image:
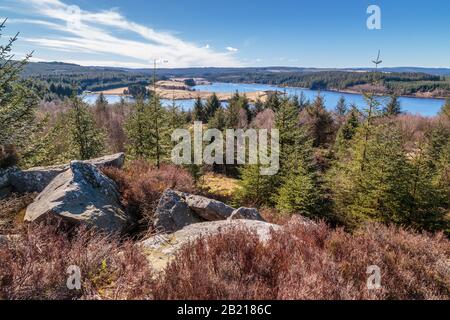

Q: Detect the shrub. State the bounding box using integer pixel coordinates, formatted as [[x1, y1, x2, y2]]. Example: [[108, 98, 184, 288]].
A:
[[0, 223, 154, 300], [154, 221, 449, 300], [0, 193, 36, 234], [103, 160, 195, 229]]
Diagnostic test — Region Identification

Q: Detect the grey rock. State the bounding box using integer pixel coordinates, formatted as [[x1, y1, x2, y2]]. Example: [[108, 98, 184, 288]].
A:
[[25, 161, 130, 234], [0, 166, 19, 189], [228, 207, 265, 222], [84, 152, 125, 169], [185, 194, 234, 221], [10, 164, 69, 193], [153, 189, 204, 233], [9, 153, 125, 194], [141, 220, 280, 272]]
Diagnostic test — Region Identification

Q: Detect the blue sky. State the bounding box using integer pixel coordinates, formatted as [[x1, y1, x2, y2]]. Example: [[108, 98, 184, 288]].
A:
[[1, 0, 449, 68]]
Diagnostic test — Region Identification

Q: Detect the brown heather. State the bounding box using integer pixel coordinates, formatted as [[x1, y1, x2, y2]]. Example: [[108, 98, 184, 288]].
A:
[[102, 160, 196, 228], [154, 221, 450, 300], [0, 223, 154, 300]]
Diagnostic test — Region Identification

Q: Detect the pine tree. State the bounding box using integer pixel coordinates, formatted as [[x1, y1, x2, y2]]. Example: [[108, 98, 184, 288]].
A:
[[208, 106, 226, 130], [383, 94, 402, 116], [406, 139, 448, 232], [330, 125, 412, 228], [335, 95, 347, 116], [234, 163, 279, 207], [297, 91, 310, 111], [264, 93, 281, 112], [204, 93, 221, 121], [300, 93, 334, 147], [225, 92, 251, 126], [193, 97, 205, 122], [68, 94, 104, 160], [440, 99, 450, 119], [125, 95, 170, 166], [0, 20, 40, 166], [272, 96, 323, 216], [275, 97, 312, 173], [334, 108, 360, 155], [275, 160, 321, 217], [253, 98, 264, 117], [125, 97, 152, 159], [94, 92, 109, 130]]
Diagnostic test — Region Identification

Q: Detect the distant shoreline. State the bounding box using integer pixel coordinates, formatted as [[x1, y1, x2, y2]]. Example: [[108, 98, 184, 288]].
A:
[[88, 83, 447, 102]]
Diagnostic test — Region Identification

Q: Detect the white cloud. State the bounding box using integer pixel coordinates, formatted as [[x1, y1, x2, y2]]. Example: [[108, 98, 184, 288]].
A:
[[12, 0, 241, 68], [226, 46, 238, 52]]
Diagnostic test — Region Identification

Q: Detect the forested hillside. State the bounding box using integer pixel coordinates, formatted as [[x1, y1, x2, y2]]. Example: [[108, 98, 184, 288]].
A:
[[21, 61, 450, 100]]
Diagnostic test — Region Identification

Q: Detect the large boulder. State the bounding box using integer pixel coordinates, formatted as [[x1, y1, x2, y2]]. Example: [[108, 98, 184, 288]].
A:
[[24, 161, 130, 234], [153, 189, 204, 233], [84, 153, 125, 169], [228, 207, 265, 222], [0, 166, 19, 198], [9, 153, 125, 194], [141, 220, 280, 272], [10, 164, 69, 194], [185, 194, 234, 220], [0, 166, 19, 189]]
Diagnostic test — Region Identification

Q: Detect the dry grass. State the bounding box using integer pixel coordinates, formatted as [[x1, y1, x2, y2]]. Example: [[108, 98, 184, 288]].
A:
[[154, 221, 450, 300], [199, 173, 240, 202]]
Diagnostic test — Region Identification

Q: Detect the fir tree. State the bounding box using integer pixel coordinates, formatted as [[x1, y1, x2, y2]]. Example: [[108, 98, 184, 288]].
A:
[[0, 20, 40, 166], [383, 94, 402, 116], [440, 99, 450, 119], [193, 97, 206, 122], [275, 96, 312, 173], [264, 93, 281, 112], [204, 93, 221, 121], [68, 94, 104, 160], [275, 160, 321, 217], [335, 95, 347, 116], [301, 93, 334, 147], [334, 108, 360, 155], [125, 97, 153, 159], [234, 163, 279, 207]]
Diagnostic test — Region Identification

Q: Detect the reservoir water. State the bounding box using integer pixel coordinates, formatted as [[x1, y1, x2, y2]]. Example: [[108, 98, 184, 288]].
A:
[[83, 82, 446, 117]]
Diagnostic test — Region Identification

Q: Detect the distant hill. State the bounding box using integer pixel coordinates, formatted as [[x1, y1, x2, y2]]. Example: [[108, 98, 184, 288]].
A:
[[23, 61, 450, 77], [351, 67, 450, 76], [20, 61, 449, 99]]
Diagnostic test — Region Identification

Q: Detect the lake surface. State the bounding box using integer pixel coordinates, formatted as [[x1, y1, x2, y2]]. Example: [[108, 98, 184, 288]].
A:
[[83, 82, 446, 116]]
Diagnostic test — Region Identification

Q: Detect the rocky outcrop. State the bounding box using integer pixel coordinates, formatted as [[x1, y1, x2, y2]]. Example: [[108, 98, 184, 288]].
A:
[[8, 153, 125, 194], [10, 164, 69, 194], [153, 189, 267, 232], [229, 207, 265, 222], [84, 153, 125, 169], [185, 194, 234, 220], [24, 161, 130, 234], [141, 219, 280, 272], [153, 190, 204, 233], [0, 166, 19, 198]]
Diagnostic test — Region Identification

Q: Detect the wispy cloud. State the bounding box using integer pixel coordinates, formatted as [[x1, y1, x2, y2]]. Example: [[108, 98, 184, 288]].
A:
[[10, 0, 241, 68]]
